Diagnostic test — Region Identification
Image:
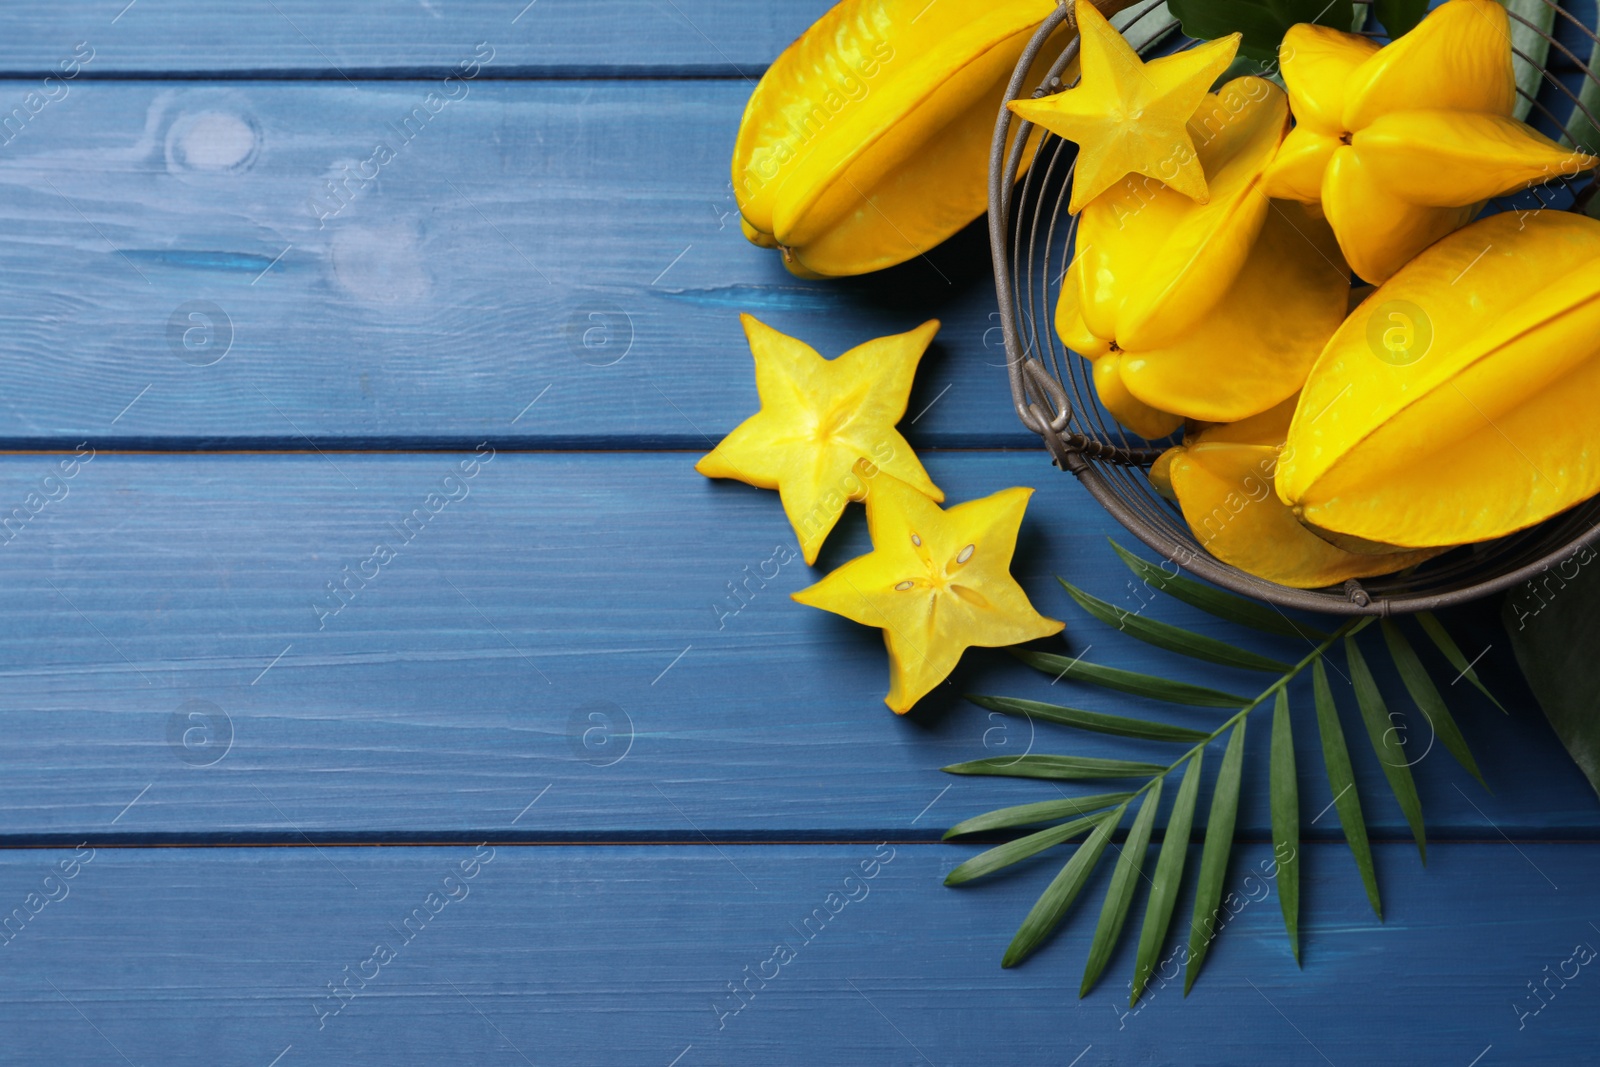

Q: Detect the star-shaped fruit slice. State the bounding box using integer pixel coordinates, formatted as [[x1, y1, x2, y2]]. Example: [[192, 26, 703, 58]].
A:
[[793, 469, 1062, 714], [1009, 0, 1240, 214], [695, 315, 944, 564]]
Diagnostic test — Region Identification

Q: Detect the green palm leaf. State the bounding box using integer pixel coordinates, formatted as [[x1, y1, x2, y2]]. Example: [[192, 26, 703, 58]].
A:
[[945, 814, 1104, 886], [1270, 689, 1300, 964], [1417, 611, 1506, 713], [944, 544, 1479, 994], [1373, 0, 1427, 37], [1057, 579, 1292, 673], [1109, 540, 1329, 641], [1348, 635, 1427, 864], [1381, 619, 1486, 787], [969, 694, 1210, 744], [1506, 0, 1556, 122], [1131, 753, 1203, 1005], [944, 755, 1167, 780], [1313, 658, 1381, 919], [1081, 781, 1163, 997], [1185, 721, 1247, 994], [943, 793, 1135, 839], [1014, 649, 1247, 708], [1002, 804, 1126, 968], [1565, 21, 1600, 155]]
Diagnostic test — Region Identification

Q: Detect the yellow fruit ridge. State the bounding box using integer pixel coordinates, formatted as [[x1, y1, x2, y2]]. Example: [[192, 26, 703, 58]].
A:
[[1056, 77, 1350, 433], [694, 316, 944, 565], [1262, 0, 1599, 282], [732, 0, 1139, 277], [1279, 210, 1600, 549], [792, 470, 1062, 713], [1158, 397, 1440, 589]]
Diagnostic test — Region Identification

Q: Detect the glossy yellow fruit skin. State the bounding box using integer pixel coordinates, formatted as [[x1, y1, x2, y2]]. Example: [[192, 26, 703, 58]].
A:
[[1278, 210, 1600, 549], [733, 0, 1136, 277], [1057, 79, 1350, 433], [1158, 398, 1439, 589], [1076, 77, 1286, 349], [1262, 0, 1598, 283]]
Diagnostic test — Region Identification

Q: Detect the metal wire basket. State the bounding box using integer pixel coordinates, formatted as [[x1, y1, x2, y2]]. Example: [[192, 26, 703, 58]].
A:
[[989, 0, 1600, 616]]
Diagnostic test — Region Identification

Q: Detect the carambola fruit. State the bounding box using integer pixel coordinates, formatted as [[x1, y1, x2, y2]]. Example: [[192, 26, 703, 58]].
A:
[[1279, 210, 1600, 549], [792, 469, 1062, 713], [1007, 0, 1239, 214], [1157, 396, 1440, 588], [1261, 0, 1598, 283], [732, 0, 1137, 277], [1057, 77, 1350, 433]]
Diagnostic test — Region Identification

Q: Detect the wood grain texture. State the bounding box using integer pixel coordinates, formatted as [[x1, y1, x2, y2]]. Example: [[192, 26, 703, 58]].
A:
[[1, 2, 1595, 1060], [0, 449, 1577, 842], [0, 1, 831, 77], [0, 842, 1592, 1064], [0, 0, 1590, 79], [0, 80, 1021, 449]]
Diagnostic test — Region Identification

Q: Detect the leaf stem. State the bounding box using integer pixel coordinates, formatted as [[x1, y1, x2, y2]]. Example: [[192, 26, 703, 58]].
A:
[[1125, 616, 1373, 802]]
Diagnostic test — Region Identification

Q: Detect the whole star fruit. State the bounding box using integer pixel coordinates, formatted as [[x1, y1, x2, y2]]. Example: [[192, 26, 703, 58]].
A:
[[1060, 194, 1347, 433], [1008, 0, 1240, 215], [1074, 76, 1290, 353], [1055, 74, 1350, 435], [792, 468, 1063, 714], [734, 0, 1142, 277], [695, 316, 943, 565], [1155, 395, 1442, 588], [1260, 0, 1599, 283], [1278, 210, 1600, 550]]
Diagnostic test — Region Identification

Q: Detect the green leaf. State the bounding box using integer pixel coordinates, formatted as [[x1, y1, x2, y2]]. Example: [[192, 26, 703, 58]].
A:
[[943, 793, 1136, 839], [969, 694, 1212, 744], [1110, 540, 1329, 641], [1131, 753, 1203, 1005], [1185, 720, 1247, 994], [1057, 579, 1293, 673], [945, 814, 1104, 886], [1270, 689, 1300, 965], [1347, 636, 1427, 864], [1568, 28, 1600, 153], [1373, 0, 1428, 38], [1417, 611, 1506, 713], [1380, 619, 1486, 788], [944, 754, 1167, 780], [1169, 0, 1355, 62], [1014, 649, 1248, 708], [1505, 0, 1556, 123], [1003, 804, 1126, 967], [1081, 781, 1163, 997], [1504, 553, 1600, 802], [1312, 658, 1381, 919]]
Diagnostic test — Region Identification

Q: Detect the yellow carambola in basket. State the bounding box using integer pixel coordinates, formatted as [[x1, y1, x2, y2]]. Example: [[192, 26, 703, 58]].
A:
[[989, 0, 1600, 615]]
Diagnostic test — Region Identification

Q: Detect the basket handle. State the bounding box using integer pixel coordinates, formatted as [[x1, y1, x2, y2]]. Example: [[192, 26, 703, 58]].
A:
[[1015, 357, 1167, 471]]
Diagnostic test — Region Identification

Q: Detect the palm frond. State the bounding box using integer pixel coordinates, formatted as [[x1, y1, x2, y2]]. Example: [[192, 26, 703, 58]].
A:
[[1347, 635, 1427, 863], [1269, 689, 1300, 964], [944, 540, 1500, 997], [1312, 657, 1382, 919], [1013, 649, 1248, 708]]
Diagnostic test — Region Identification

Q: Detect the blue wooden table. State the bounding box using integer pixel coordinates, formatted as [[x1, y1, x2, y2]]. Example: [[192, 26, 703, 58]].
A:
[[0, 2, 1595, 1063]]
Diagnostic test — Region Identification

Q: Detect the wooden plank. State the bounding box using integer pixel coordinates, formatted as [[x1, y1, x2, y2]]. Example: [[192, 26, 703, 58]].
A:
[[0, 1, 830, 78], [0, 449, 1580, 842], [0, 80, 1026, 449], [0, 841, 1593, 1063], [0, 1, 1591, 80]]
